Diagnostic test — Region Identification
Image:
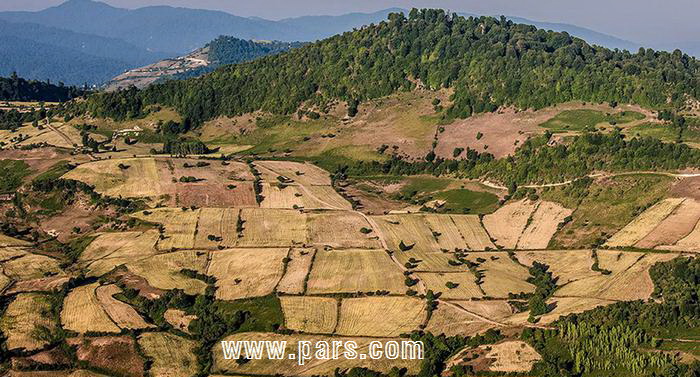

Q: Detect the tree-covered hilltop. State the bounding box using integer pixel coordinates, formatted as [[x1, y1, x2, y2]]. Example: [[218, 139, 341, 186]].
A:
[[79, 9, 699, 127], [0, 72, 87, 102]]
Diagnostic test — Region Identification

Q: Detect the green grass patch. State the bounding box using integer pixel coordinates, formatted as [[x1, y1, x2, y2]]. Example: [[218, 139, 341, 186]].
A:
[[625, 122, 678, 141], [0, 159, 31, 193], [658, 340, 700, 357], [214, 294, 284, 333], [540, 109, 645, 133], [32, 160, 72, 185], [434, 189, 499, 214], [400, 177, 453, 195]]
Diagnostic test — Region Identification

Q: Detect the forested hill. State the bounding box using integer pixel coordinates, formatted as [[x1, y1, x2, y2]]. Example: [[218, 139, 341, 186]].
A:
[[80, 9, 700, 127], [0, 73, 87, 102]]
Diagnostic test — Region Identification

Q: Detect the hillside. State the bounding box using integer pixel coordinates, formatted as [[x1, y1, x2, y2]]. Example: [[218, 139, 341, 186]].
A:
[[79, 10, 700, 128], [0, 73, 86, 102], [105, 37, 304, 91]]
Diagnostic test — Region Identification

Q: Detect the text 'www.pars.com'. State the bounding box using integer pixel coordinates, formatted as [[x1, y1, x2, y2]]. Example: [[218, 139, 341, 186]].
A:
[[221, 340, 424, 365]]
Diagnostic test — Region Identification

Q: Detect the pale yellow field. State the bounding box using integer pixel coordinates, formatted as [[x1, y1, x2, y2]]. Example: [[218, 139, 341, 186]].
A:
[[213, 332, 420, 376], [306, 249, 406, 294], [139, 332, 198, 377], [260, 183, 306, 209], [483, 200, 536, 249], [237, 209, 307, 247], [423, 214, 469, 251], [465, 252, 535, 298], [303, 185, 353, 210], [416, 272, 483, 299], [516, 201, 573, 250], [0, 247, 27, 262], [3, 253, 64, 280], [80, 231, 159, 262], [255, 161, 332, 186], [307, 211, 381, 249], [606, 198, 685, 247], [276, 248, 315, 294], [661, 220, 700, 252], [507, 297, 616, 325], [425, 302, 496, 337], [450, 215, 496, 250], [61, 283, 120, 333], [0, 234, 29, 247], [192, 208, 239, 249], [335, 296, 425, 337], [280, 296, 338, 334], [454, 300, 514, 321], [636, 198, 700, 249], [372, 215, 439, 253], [481, 341, 541, 373], [132, 208, 199, 250], [128, 250, 209, 295], [207, 248, 287, 300], [515, 250, 597, 285], [554, 250, 678, 301], [393, 249, 467, 272], [95, 284, 152, 329], [0, 293, 57, 351], [63, 158, 165, 198]]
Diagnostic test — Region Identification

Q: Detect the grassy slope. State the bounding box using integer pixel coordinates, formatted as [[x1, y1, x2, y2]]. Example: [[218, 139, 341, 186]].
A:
[[0, 159, 31, 193], [540, 109, 645, 132]]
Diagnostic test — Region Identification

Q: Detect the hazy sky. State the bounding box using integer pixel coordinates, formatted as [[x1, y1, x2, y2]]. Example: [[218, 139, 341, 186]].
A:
[[0, 0, 694, 45]]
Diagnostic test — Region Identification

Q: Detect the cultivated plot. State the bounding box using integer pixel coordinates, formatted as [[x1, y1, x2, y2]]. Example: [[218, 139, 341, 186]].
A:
[[605, 198, 685, 247], [207, 248, 288, 300], [516, 201, 572, 250], [483, 200, 536, 250], [306, 249, 405, 294], [0, 293, 58, 352], [138, 332, 199, 377], [335, 296, 425, 337], [280, 296, 338, 334]]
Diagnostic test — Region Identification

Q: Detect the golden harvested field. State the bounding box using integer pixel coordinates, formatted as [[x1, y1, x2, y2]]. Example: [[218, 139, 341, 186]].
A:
[[276, 248, 315, 294], [450, 215, 496, 250], [424, 302, 496, 337], [638, 198, 700, 249], [516, 201, 573, 250], [61, 283, 120, 333], [306, 249, 405, 294], [307, 211, 381, 249], [424, 214, 469, 251], [372, 214, 439, 253], [64, 158, 164, 198], [335, 296, 425, 337], [605, 198, 685, 247], [416, 272, 483, 299], [555, 251, 678, 301], [280, 296, 338, 334], [95, 284, 152, 330], [133, 208, 199, 250], [164, 309, 197, 333], [206, 248, 287, 300], [0, 234, 29, 247], [393, 249, 466, 272], [3, 253, 64, 281], [0, 293, 57, 351], [255, 160, 332, 186], [465, 252, 534, 298], [0, 247, 31, 262], [237, 208, 307, 247], [303, 185, 353, 210], [454, 300, 514, 321], [138, 332, 198, 377], [192, 208, 239, 249], [515, 250, 597, 285], [128, 250, 209, 295], [80, 231, 159, 262], [213, 332, 420, 376], [480, 341, 542, 373], [507, 297, 616, 325], [260, 183, 306, 209], [483, 200, 536, 249]]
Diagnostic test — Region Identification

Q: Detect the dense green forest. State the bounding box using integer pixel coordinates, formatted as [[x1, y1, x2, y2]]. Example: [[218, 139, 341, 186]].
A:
[[0, 72, 86, 102], [166, 37, 305, 81], [78, 9, 699, 127]]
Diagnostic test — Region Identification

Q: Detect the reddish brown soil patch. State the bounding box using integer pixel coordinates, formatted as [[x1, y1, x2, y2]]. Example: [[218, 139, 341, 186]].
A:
[[6, 276, 70, 295], [175, 181, 257, 208], [38, 201, 113, 242], [67, 336, 144, 377], [11, 346, 72, 370], [338, 184, 405, 215], [103, 266, 166, 299], [670, 177, 700, 200]]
